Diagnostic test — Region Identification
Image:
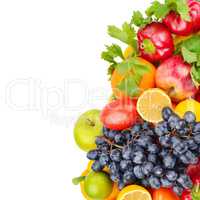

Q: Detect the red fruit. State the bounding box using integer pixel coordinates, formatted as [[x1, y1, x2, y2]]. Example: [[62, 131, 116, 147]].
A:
[[100, 98, 138, 131], [187, 158, 200, 178], [137, 22, 174, 63], [163, 0, 200, 36], [181, 189, 192, 200], [156, 55, 197, 102], [195, 90, 200, 102]]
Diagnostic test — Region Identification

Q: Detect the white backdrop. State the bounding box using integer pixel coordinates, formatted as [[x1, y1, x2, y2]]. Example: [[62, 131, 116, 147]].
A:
[[0, 0, 153, 199]]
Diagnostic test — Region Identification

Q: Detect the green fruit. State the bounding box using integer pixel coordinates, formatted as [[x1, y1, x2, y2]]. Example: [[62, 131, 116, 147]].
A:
[[84, 171, 113, 200], [74, 109, 103, 152]]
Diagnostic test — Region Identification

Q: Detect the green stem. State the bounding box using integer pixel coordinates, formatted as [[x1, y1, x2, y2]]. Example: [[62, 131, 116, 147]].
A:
[[72, 176, 86, 185], [142, 39, 156, 54]]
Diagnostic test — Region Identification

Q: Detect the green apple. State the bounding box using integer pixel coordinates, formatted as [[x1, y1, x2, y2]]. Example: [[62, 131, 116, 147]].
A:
[[84, 171, 113, 200], [74, 109, 103, 152]]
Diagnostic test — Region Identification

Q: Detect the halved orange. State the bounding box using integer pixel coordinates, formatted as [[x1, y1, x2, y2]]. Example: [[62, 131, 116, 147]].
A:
[[137, 88, 172, 123], [117, 185, 152, 200]]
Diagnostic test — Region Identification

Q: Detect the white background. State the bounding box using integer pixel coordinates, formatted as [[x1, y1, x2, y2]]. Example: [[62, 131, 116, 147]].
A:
[[0, 0, 152, 199]]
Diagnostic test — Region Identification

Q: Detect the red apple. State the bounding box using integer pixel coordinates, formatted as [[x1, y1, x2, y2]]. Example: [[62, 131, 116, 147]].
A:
[[156, 55, 197, 102]]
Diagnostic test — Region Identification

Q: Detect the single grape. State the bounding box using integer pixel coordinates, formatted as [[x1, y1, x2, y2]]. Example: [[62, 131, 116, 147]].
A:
[[187, 139, 198, 150], [159, 135, 171, 147], [185, 150, 199, 164], [142, 161, 154, 176], [95, 137, 106, 145], [123, 170, 135, 185], [194, 134, 200, 144], [163, 155, 176, 169], [132, 151, 146, 164], [166, 170, 178, 182], [184, 111, 196, 124], [168, 114, 180, 130], [92, 160, 103, 172], [122, 146, 132, 160], [174, 142, 188, 155], [193, 122, 200, 133], [147, 144, 159, 154], [109, 162, 120, 174], [148, 175, 161, 189], [120, 160, 132, 171], [148, 154, 157, 164], [131, 124, 141, 134], [114, 133, 126, 145], [110, 149, 122, 162], [153, 166, 164, 177], [99, 153, 110, 166], [87, 150, 99, 160], [133, 165, 145, 179], [160, 177, 173, 188], [162, 107, 173, 121]]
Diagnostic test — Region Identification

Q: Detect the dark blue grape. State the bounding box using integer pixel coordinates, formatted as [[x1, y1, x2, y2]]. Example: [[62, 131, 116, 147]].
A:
[[177, 174, 193, 189], [185, 150, 199, 164], [148, 175, 161, 189], [187, 139, 198, 150], [168, 114, 180, 129], [148, 154, 157, 163], [133, 165, 145, 179], [92, 160, 103, 172], [194, 134, 200, 144], [120, 160, 132, 171], [141, 179, 149, 187], [110, 149, 122, 162], [153, 166, 164, 177], [160, 178, 173, 188], [174, 142, 188, 155], [132, 151, 146, 164], [109, 162, 120, 174], [131, 124, 141, 134], [162, 107, 173, 121], [142, 122, 150, 130], [171, 136, 181, 148], [175, 120, 187, 131], [99, 153, 110, 166], [173, 185, 184, 196], [95, 137, 106, 145], [193, 122, 200, 133], [142, 162, 154, 176], [123, 170, 135, 185], [87, 150, 99, 160], [166, 170, 178, 182], [147, 144, 159, 154], [163, 155, 176, 169], [137, 135, 152, 147], [159, 135, 171, 147], [122, 146, 132, 160], [114, 133, 126, 145], [184, 111, 196, 124], [99, 144, 110, 152]]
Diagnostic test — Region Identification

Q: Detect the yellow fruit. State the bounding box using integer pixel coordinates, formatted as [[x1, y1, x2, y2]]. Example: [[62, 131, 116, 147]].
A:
[[175, 99, 200, 121], [123, 46, 135, 59], [117, 185, 152, 200], [137, 88, 172, 123]]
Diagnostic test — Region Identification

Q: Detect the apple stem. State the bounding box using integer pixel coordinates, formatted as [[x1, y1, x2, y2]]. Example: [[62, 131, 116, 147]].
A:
[[86, 118, 95, 127], [72, 176, 86, 185]]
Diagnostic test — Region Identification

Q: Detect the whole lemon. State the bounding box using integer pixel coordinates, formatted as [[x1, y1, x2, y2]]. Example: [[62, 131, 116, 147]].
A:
[[175, 99, 200, 121]]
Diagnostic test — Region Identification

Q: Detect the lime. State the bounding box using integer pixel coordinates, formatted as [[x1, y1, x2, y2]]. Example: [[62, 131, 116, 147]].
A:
[[84, 171, 113, 200]]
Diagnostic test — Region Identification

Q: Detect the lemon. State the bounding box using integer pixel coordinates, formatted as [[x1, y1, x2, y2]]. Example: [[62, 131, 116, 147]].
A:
[[117, 185, 152, 200]]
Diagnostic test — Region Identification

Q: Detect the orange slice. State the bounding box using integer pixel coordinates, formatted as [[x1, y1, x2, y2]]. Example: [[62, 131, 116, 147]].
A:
[[137, 88, 172, 123], [117, 185, 152, 200]]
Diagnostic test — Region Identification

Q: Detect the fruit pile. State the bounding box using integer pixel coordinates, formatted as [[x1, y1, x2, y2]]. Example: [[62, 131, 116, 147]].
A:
[[73, 0, 200, 200]]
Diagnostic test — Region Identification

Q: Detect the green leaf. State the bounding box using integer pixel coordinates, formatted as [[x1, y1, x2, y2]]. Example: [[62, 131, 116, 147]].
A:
[[117, 74, 141, 97], [116, 58, 150, 97], [108, 22, 137, 48], [191, 65, 200, 86], [101, 44, 123, 63], [146, 1, 170, 19], [182, 35, 200, 53], [165, 0, 191, 21], [182, 46, 198, 63], [72, 176, 85, 185]]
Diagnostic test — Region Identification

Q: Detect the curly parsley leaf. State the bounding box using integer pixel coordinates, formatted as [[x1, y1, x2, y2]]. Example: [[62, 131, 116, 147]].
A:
[[131, 11, 152, 27], [108, 22, 137, 49]]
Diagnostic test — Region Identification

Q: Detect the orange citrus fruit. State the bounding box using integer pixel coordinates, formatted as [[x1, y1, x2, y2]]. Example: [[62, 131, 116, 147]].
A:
[[117, 185, 152, 200], [80, 161, 119, 200], [137, 88, 172, 123], [111, 57, 156, 98]]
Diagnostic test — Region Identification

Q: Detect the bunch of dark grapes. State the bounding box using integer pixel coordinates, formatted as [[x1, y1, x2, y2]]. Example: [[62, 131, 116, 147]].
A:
[[86, 107, 200, 196]]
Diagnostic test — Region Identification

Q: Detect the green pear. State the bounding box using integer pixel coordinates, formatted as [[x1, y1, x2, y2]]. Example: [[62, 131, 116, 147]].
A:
[[74, 109, 103, 152]]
